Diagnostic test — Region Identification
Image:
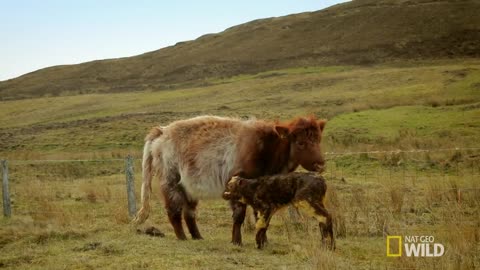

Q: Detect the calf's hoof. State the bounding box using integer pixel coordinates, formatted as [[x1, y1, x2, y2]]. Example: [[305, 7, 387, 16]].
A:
[[256, 237, 267, 249], [322, 238, 336, 251], [256, 240, 268, 249], [328, 241, 336, 251]]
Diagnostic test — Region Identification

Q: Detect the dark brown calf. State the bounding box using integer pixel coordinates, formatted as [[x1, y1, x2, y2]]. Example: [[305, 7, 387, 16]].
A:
[[223, 172, 335, 249]]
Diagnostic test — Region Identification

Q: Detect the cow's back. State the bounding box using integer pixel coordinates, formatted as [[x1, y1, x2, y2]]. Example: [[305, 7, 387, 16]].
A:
[[155, 116, 254, 199]]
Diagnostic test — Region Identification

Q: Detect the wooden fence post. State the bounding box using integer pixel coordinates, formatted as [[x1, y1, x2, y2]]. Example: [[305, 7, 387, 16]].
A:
[[125, 156, 136, 217], [2, 160, 12, 217]]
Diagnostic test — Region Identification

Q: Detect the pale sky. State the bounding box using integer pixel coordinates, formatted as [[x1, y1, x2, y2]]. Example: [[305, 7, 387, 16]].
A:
[[0, 0, 349, 81]]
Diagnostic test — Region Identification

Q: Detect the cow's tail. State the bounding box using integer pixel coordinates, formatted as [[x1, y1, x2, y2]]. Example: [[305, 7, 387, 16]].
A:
[[132, 127, 163, 225]]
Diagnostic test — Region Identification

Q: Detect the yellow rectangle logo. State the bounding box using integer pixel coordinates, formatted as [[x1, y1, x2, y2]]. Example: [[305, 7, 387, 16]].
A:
[[387, 236, 402, 257]]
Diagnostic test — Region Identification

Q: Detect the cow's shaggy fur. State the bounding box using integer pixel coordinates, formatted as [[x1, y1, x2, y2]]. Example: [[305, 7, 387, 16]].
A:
[[133, 115, 327, 243], [223, 173, 335, 249]]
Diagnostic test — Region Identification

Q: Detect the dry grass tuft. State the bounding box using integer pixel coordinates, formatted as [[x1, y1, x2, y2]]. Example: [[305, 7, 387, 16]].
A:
[[113, 205, 131, 225], [389, 186, 405, 214], [326, 186, 347, 238], [79, 182, 112, 203]]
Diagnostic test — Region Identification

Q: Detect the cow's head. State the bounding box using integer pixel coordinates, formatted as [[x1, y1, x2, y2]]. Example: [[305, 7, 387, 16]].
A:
[[276, 116, 327, 173]]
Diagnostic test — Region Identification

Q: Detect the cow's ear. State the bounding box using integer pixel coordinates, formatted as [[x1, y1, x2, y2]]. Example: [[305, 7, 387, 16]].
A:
[[275, 125, 289, 139], [318, 120, 327, 132]]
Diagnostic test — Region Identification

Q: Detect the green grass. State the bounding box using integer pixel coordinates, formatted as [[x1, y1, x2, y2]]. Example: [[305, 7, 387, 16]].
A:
[[209, 65, 353, 84], [327, 105, 480, 149], [1, 60, 480, 159]]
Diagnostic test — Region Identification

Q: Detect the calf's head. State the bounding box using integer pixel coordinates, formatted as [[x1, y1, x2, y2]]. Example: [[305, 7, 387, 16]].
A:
[[276, 117, 327, 172], [222, 176, 258, 201]]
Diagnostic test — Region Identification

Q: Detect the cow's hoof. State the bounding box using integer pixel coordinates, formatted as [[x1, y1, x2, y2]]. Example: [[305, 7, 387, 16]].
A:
[[231, 240, 243, 246]]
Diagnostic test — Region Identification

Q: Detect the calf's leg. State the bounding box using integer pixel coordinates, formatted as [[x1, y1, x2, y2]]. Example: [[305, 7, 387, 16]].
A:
[[294, 200, 335, 250], [255, 209, 272, 249], [230, 200, 246, 245], [253, 209, 267, 243], [316, 206, 335, 250]]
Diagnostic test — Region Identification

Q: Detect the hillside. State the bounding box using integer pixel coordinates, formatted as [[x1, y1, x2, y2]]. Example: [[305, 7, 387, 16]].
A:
[[1, 60, 479, 159], [1, 0, 479, 100]]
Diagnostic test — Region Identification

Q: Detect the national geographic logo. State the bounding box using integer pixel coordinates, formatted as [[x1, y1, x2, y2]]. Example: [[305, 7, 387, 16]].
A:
[[387, 236, 445, 257]]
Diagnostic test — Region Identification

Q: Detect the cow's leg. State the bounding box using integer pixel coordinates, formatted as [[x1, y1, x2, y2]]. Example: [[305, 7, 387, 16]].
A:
[[230, 200, 246, 245], [162, 183, 187, 240], [183, 199, 203, 240], [255, 209, 272, 249]]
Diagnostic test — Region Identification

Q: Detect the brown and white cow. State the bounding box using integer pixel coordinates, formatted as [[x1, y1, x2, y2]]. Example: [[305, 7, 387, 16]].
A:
[[133, 115, 327, 244]]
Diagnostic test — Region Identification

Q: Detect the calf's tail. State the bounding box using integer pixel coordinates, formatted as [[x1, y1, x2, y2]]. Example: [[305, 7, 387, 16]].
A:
[[132, 127, 163, 225]]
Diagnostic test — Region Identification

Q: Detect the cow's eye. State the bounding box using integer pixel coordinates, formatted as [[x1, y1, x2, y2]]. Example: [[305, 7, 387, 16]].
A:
[[297, 141, 305, 147]]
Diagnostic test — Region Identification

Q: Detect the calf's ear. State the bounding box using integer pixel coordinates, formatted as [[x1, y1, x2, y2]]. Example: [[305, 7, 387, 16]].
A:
[[317, 120, 327, 132], [275, 125, 289, 138], [238, 178, 245, 186]]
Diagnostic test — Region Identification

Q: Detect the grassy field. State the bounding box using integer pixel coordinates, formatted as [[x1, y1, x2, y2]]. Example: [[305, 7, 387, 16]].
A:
[[1, 60, 479, 158], [0, 155, 478, 269], [1, 60, 479, 269]]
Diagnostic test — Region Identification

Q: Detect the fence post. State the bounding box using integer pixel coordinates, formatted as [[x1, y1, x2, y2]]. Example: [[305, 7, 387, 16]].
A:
[[125, 155, 136, 217], [2, 160, 11, 217]]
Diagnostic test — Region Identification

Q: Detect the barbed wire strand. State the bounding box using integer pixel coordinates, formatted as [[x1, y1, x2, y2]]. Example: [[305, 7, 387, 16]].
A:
[[2, 147, 480, 164], [325, 147, 480, 156]]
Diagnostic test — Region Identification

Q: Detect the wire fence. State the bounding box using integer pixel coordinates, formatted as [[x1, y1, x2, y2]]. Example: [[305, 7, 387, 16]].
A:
[[1, 147, 479, 215], [324, 147, 480, 156], [1, 147, 479, 269]]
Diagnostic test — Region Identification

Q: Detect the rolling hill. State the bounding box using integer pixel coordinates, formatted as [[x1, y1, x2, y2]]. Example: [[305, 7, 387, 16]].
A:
[[1, 0, 479, 100]]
